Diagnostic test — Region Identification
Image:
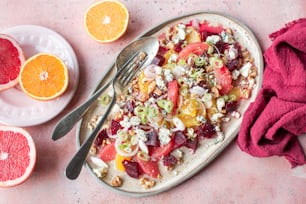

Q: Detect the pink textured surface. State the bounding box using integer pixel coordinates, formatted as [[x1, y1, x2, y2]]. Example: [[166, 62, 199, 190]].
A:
[[0, 0, 306, 203]]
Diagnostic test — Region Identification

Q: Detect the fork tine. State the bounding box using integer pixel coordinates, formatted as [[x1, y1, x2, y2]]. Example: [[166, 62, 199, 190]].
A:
[[117, 51, 147, 83], [116, 51, 146, 82], [122, 55, 148, 86], [119, 50, 141, 71]]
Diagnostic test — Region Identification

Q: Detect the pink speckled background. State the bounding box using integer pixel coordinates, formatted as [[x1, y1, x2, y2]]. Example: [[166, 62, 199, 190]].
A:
[[1, 0, 306, 203]]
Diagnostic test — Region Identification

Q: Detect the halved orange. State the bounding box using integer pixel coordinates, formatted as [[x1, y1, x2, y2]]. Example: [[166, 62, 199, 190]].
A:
[[19, 53, 69, 101], [84, 0, 129, 43]]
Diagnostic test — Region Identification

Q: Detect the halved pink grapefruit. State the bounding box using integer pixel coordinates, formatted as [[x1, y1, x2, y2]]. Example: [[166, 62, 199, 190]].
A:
[[0, 126, 36, 187], [0, 34, 25, 91]]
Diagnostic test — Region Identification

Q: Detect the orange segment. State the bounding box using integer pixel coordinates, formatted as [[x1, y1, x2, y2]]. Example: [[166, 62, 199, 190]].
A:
[[115, 154, 131, 172], [19, 53, 69, 101], [84, 0, 129, 43]]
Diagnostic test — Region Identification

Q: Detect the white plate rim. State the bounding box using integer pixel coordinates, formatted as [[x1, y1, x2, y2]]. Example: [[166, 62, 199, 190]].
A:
[[0, 25, 79, 127]]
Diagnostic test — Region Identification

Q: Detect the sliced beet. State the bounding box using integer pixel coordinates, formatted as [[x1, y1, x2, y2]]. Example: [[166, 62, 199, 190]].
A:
[[196, 121, 216, 139], [163, 154, 178, 168], [152, 54, 165, 66], [145, 130, 159, 147], [94, 129, 108, 146], [185, 138, 198, 153], [225, 101, 238, 113], [173, 131, 187, 149], [110, 119, 122, 135], [122, 160, 141, 179]]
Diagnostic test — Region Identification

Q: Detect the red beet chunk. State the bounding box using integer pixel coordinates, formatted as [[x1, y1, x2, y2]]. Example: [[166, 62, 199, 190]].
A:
[[174, 41, 184, 53], [173, 131, 187, 149], [226, 59, 240, 71], [152, 54, 165, 66], [122, 160, 141, 179], [163, 154, 178, 168], [145, 130, 159, 147], [185, 138, 198, 153], [110, 119, 122, 135], [225, 101, 238, 113], [200, 31, 214, 41], [196, 122, 216, 139], [157, 46, 168, 56], [94, 129, 108, 146]]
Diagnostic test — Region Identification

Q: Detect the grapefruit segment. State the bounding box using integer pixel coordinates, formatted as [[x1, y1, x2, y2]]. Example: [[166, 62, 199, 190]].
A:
[[0, 126, 36, 187], [0, 34, 25, 91]]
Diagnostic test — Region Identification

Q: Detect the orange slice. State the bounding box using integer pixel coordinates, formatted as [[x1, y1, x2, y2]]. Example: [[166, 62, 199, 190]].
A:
[[84, 0, 129, 43], [19, 53, 69, 101], [0, 125, 36, 187]]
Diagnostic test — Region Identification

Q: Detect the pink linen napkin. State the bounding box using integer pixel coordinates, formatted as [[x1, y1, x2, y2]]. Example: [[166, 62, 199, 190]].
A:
[[237, 19, 306, 167]]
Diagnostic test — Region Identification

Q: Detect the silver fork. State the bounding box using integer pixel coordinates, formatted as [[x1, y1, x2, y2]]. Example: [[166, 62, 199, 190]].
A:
[[51, 51, 144, 141], [65, 51, 148, 180]]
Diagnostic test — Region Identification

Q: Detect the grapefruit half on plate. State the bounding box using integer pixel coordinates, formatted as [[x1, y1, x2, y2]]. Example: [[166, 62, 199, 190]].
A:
[[0, 34, 25, 91], [0, 126, 36, 187]]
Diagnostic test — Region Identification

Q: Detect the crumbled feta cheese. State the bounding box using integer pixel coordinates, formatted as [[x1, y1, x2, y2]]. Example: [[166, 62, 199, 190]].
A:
[[214, 131, 225, 144], [135, 128, 147, 142], [216, 97, 225, 112], [148, 97, 156, 104], [206, 35, 221, 44], [222, 117, 231, 122], [190, 86, 206, 97], [202, 92, 213, 108], [232, 69, 240, 80], [221, 31, 234, 43], [182, 77, 194, 87], [196, 115, 206, 123], [156, 76, 166, 90], [159, 127, 171, 145], [172, 23, 187, 44], [130, 116, 141, 126], [164, 69, 174, 82], [211, 112, 224, 122], [227, 45, 238, 60], [155, 66, 162, 75], [172, 117, 185, 131], [240, 62, 252, 77], [172, 65, 186, 79], [111, 104, 121, 114], [248, 78, 255, 88], [119, 115, 131, 129], [231, 111, 241, 119], [168, 53, 178, 64]]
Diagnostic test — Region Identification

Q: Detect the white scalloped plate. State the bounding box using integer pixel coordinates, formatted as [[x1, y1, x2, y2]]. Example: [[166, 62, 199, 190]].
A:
[[78, 12, 263, 197], [0, 25, 79, 127]]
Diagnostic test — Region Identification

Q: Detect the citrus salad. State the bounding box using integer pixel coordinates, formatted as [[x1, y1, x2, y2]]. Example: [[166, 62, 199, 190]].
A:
[[88, 18, 258, 189]]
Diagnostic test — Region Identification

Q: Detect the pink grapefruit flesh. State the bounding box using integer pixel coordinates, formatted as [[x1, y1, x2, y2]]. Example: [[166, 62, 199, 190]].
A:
[[0, 34, 25, 91], [0, 126, 36, 187]]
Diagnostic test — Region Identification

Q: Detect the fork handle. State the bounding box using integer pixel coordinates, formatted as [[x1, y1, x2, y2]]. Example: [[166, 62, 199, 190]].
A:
[[51, 78, 113, 141], [65, 94, 116, 180]]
